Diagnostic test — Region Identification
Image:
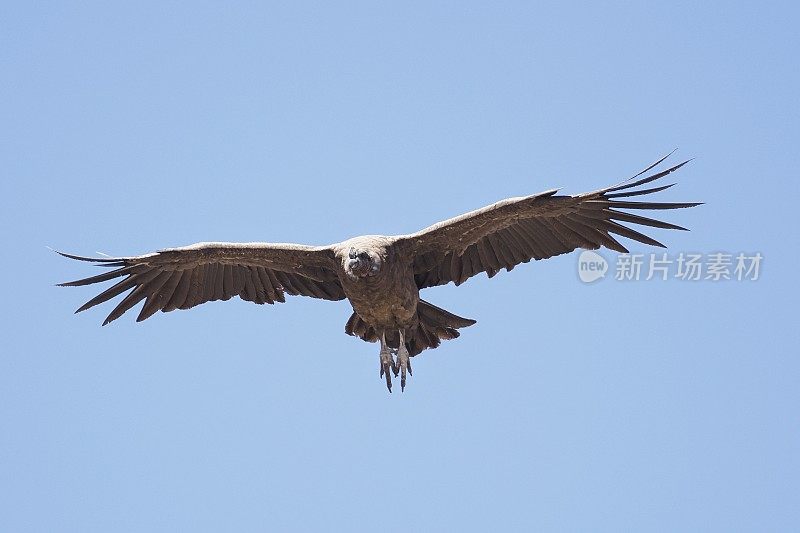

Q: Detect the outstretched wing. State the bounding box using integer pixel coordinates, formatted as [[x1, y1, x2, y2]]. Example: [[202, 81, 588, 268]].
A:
[[58, 242, 346, 325], [394, 154, 701, 289]]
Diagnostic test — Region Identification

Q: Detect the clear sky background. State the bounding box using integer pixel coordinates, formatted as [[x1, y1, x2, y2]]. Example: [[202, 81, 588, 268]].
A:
[[2, 2, 798, 531]]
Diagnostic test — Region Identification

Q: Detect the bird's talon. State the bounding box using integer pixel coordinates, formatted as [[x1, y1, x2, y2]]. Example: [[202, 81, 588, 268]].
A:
[[379, 332, 411, 392], [379, 337, 395, 392], [396, 330, 411, 391]]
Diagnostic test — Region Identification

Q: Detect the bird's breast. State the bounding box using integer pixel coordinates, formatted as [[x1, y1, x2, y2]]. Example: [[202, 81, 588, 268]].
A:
[[339, 259, 418, 329]]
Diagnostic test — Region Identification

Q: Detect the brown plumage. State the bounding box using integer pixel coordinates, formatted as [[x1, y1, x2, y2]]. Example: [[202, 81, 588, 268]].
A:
[[58, 154, 700, 391]]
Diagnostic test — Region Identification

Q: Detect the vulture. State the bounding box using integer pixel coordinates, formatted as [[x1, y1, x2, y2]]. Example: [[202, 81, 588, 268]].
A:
[[58, 154, 700, 391]]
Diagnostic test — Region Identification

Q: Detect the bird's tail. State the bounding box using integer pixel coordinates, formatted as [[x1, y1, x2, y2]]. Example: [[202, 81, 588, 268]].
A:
[[344, 299, 476, 356]]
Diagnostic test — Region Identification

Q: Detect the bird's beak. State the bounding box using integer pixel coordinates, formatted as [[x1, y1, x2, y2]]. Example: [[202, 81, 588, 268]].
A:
[[347, 258, 363, 279]]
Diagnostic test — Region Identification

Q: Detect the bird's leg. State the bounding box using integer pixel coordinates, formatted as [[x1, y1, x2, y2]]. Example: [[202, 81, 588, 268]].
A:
[[394, 329, 412, 392], [379, 332, 395, 392]]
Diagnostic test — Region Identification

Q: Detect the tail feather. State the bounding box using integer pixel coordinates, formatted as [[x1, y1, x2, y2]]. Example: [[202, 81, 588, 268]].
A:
[[416, 300, 477, 329], [344, 299, 476, 356]]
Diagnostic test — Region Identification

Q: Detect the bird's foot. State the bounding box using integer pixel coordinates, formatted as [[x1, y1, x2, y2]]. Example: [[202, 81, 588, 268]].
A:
[[379, 345, 396, 392], [392, 335, 412, 392]]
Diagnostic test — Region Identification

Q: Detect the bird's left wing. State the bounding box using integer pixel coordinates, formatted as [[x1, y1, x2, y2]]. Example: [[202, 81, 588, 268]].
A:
[[58, 242, 345, 325], [393, 154, 701, 289]]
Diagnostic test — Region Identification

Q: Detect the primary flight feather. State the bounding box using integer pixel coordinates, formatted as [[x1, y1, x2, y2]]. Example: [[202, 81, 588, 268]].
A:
[[59, 154, 700, 391]]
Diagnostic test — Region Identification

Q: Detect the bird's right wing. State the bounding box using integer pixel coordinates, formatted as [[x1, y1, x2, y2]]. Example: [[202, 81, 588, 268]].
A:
[[393, 154, 701, 288], [58, 242, 346, 325]]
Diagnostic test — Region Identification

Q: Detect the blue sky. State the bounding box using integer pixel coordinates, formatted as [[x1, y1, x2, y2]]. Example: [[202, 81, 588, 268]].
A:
[[2, 2, 798, 531]]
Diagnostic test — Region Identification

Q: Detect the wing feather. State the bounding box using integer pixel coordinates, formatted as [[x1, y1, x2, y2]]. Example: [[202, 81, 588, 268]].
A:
[[158, 270, 184, 308], [182, 265, 206, 309], [163, 270, 191, 312], [222, 264, 235, 298], [397, 154, 699, 288], [136, 271, 175, 322], [58, 242, 345, 324], [104, 282, 154, 325]]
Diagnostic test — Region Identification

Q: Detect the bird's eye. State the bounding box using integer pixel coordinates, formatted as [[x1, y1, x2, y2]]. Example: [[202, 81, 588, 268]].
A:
[[349, 249, 358, 259]]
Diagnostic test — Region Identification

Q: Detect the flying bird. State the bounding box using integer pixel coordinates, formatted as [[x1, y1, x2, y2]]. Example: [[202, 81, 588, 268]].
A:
[[58, 154, 700, 391]]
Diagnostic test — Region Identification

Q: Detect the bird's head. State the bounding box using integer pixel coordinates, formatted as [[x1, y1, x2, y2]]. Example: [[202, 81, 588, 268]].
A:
[[345, 247, 382, 280]]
